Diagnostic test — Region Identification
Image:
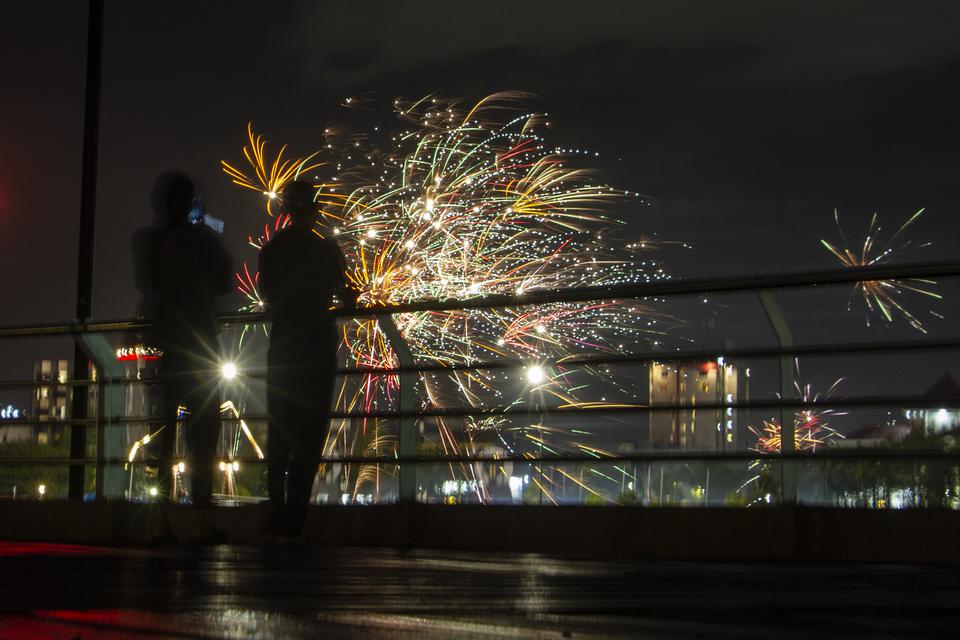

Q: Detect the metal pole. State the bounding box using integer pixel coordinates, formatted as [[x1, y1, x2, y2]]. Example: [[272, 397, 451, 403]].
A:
[[758, 289, 796, 505], [69, 0, 104, 501], [378, 315, 416, 502]]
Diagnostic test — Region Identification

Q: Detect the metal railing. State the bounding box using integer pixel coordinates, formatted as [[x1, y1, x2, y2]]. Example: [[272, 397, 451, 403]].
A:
[[0, 260, 958, 507]]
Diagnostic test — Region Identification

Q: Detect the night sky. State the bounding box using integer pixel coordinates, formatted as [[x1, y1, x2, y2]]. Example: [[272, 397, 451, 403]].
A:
[[2, 1, 959, 421]]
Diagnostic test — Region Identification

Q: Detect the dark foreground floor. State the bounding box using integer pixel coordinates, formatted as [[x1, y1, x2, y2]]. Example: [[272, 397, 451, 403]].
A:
[[0, 542, 957, 639]]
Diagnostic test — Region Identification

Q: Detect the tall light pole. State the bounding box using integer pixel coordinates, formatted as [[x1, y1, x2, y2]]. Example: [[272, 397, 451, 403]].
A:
[[69, 0, 104, 500]]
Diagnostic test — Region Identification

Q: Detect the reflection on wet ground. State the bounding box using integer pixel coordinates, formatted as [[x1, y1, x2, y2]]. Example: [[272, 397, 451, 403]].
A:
[[0, 541, 957, 638]]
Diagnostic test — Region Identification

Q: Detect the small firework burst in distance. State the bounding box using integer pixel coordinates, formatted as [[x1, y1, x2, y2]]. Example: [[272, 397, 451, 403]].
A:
[[821, 208, 942, 333], [750, 361, 846, 454]]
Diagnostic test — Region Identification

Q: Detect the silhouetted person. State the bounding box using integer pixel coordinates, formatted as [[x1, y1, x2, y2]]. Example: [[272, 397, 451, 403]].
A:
[[135, 171, 231, 511], [259, 179, 354, 540]]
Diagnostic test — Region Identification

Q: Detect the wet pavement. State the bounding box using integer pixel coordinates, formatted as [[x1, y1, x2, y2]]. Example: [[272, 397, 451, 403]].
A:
[[0, 541, 957, 638]]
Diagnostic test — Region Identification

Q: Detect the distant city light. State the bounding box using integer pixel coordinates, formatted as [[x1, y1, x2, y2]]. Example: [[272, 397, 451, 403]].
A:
[[0, 405, 20, 419]]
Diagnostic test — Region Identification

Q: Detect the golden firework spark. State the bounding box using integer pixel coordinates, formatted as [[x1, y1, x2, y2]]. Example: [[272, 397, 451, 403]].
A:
[[822, 208, 942, 332]]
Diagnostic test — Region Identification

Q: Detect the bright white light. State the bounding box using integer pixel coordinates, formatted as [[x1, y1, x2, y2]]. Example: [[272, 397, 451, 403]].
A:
[[222, 363, 238, 380], [405, 240, 415, 249], [219, 461, 227, 472], [934, 408, 951, 428], [367, 229, 377, 239], [232, 461, 240, 472], [425, 198, 435, 212], [265, 191, 278, 199], [148, 487, 158, 497], [177, 462, 185, 473], [527, 365, 545, 384], [142, 433, 151, 445], [536, 325, 546, 334], [497, 338, 506, 346], [38, 484, 46, 496]]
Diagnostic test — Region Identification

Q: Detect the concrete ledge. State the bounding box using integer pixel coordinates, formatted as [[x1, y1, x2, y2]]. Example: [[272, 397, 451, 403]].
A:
[[0, 501, 955, 563]]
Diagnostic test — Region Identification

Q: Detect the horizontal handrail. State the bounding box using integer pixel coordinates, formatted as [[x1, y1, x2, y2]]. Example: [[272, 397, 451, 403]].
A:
[[0, 337, 957, 386], [1, 260, 958, 338], [0, 393, 957, 428], [1, 449, 957, 466]]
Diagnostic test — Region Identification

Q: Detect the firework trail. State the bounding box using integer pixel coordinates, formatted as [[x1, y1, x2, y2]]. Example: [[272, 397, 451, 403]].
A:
[[749, 360, 846, 454], [821, 208, 942, 333], [224, 94, 677, 503]]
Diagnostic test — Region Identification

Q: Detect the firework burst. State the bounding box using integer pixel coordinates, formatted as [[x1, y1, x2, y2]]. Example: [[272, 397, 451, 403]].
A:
[[821, 208, 942, 332], [225, 94, 677, 503], [221, 123, 325, 215], [749, 361, 846, 454]]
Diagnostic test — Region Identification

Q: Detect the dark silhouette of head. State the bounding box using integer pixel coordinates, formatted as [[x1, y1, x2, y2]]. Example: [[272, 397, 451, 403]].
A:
[[150, 169, 195, 225], [151, 170, 195, 226], [281, 180, 316, 224]]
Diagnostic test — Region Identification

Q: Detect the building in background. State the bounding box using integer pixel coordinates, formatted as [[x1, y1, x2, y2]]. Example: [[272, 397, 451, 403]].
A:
[[649, 359, 741, 450], [113, 343, 168, 499], [905, 373, 960, 437], [115, 344, 163, 422], [31, 359, 98, 445]]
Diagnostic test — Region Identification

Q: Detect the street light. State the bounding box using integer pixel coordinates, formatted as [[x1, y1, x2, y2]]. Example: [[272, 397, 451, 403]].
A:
[[526, 365, 545, 385], [221, 362, 238, 380]]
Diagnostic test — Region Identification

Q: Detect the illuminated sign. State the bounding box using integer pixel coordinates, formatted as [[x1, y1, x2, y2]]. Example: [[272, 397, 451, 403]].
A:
[[116, 345, 164, 362], [0, 404, 21, 419]]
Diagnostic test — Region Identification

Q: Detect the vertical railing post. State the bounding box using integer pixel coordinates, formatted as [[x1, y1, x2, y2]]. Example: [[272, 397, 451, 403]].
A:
[[79, 332, 126, 499], [378, 315, 416, 503], [94, 371, 105, 500], [69, 0, 104, 501], [758, 289, 796, 505]]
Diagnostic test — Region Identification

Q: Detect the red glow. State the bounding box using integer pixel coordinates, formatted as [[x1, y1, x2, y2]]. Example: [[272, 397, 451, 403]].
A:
[[0, 540, 114, 557], [698, 361, 718, 374], [0, 610, 192, 638]]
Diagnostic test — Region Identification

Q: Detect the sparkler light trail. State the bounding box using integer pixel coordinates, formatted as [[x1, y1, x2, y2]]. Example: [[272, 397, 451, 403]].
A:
[[821, 208, 942, 333], [224, 93, 679, 503]]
